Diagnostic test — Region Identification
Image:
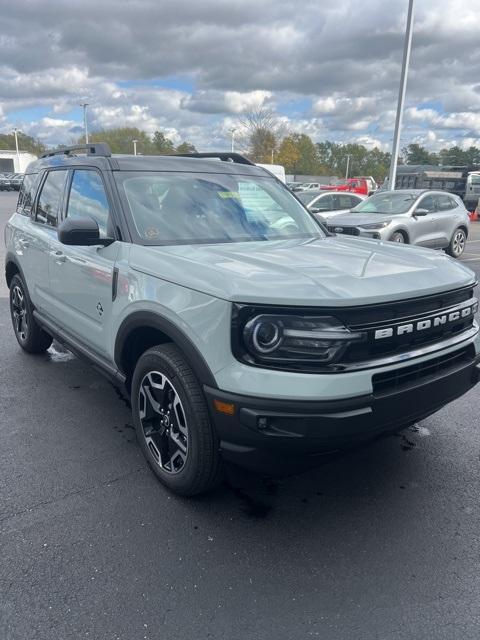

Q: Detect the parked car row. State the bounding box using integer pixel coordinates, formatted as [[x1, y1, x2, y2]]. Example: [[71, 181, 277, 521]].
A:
[[313, 189, 471, 257], [288, 176, 377, 196], [0, 173, 23, 191]]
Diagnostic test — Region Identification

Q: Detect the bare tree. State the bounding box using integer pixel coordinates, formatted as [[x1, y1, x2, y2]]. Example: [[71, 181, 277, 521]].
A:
[[238, 108, 285, 163]]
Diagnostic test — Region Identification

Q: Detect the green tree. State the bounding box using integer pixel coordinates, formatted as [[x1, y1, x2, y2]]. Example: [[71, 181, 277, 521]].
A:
[[402, 143, 438, 165], [0, 132, 45, 156], [80, 127, 154, 154], [276, 136, 301, 173], [152, 131, 175, 154], [239, 108, 281, 163], [176, 141, 197, 154]]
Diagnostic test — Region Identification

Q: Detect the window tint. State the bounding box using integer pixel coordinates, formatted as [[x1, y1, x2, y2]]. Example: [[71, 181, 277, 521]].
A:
[[417, 195, 436, 213], [312, 194, 333, 210], [67, 170, 110, 237], [334, 194, 354, 210], [436, 194, 456, 211], [36, 170, 68, 226], [16, 173, 39, 215], [350, 195, 363, 207]]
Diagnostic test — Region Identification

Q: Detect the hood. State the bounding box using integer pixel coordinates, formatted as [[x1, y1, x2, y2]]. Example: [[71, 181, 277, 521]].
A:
[[327, 212, 403, 226], [129, 237, 476, 307]]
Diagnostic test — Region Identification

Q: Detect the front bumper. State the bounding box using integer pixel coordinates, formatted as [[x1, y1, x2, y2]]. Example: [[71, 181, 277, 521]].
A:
[[205, 346, 480, 475]]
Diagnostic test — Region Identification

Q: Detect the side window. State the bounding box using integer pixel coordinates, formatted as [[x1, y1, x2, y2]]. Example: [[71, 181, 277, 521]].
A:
[[417, 195, 436, 213], [314, 194, 333, 210], [437, 194, 454, 211], [36, 170, 68, 227], [351, 195, 363, 208], [16, 173, 39, 215], [335, 194, 353, 210], [66, 170, 110, 237]]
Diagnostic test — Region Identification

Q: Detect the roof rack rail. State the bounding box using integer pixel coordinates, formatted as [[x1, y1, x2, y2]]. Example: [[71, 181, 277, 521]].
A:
[[40, 143, 112, 159], [173, 152, 255, 166]]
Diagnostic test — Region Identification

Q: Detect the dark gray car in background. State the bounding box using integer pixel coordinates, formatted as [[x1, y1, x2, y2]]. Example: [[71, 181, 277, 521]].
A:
[[327, 189, 471, 257]]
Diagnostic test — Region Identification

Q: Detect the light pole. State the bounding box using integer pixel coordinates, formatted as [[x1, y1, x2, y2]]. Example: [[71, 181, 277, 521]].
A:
[[12, 128, 21, 169], [229, 127, 237, 152], [345, 154, 352, 179], [271, 148, 274, 163], [132, 139, 138, 156], [79, 102, 89, 144], [388, 0, 415, 190]]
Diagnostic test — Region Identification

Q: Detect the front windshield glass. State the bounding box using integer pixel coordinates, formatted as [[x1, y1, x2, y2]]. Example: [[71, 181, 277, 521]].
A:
[[351, 192, 416, 214], [116, 171, 324, 245]]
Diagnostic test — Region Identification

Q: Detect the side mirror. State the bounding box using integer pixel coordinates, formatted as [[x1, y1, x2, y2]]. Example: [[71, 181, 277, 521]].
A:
[[310, 207, 321, 214], [414, 208, 429, 217], [58, 217, 114, 246]]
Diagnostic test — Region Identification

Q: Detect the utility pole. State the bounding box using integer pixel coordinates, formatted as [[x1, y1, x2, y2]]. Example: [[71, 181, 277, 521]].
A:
[[345, 154, 351, 179], [229, 127, 237, 152], [271, 148, 274, 163], [13, 128, 21, 169], [388, 0, 415, 190], [79, 102, 89, 144], [132, 139, 138, 156]]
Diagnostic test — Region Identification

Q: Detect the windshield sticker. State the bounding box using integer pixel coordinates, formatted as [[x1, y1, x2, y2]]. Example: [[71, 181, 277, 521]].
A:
[[145, 227, 160, 239], [217, 191, 241, 199]]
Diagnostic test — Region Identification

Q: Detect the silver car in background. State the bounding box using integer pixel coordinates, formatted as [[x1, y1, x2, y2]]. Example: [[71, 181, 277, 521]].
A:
[[296, 190, 366, 221], [326, 189, 470, 258]]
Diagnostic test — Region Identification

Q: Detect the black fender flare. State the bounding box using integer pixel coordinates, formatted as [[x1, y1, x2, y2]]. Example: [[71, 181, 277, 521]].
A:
[[4, 251, 27, 288], [114, 310, 218, 388]]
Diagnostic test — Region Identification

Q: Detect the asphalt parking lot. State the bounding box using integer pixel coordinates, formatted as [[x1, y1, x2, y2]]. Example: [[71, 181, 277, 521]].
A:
[[1, 190, 479, 640]]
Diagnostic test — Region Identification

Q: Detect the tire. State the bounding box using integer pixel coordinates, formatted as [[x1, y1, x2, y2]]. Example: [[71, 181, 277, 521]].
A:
[[446, 228, 466, 258], [9, 274, 53, 353], [390, 231, 405, 243], [131, 344, 222, 496]]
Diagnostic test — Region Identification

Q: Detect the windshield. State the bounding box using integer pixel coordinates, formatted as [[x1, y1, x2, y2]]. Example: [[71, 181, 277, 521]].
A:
[[116, 171, 323, 245], [296, 191, 321, 204], [351, 191, 416, 214]]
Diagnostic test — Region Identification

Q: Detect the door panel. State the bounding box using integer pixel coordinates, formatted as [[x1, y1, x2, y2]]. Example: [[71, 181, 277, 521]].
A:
[[20, 169, 68, 311], [410, 195, 438, 247], [47, 168, 117, 354]]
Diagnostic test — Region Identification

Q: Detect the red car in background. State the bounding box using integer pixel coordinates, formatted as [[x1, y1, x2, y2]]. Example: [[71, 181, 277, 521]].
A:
[[321, 176, 377, 196]]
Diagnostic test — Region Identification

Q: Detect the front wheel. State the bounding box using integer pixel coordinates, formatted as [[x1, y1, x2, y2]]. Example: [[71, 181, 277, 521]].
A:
[[9, 274, 53, 353], [446, 228, 466, 258], [390, 231, 405, 243], [131, 344, 222, 496]]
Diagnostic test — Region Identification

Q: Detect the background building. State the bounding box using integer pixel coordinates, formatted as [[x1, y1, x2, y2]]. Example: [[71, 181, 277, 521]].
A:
[[0, 151, 37, 173]]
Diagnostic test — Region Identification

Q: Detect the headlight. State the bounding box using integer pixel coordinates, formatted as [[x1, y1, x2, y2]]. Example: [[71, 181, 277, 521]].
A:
[[358, 221, 391, 229], [238, 312, 364, 367]]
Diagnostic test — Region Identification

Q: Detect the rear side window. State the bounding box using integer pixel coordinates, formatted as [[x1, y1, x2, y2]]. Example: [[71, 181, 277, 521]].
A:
[[334, 194, 354, 209], [437, 194, 456, 211], [36, 170, 68, 227], [16, 173, 39, 215], [66, 170, 110, 237]]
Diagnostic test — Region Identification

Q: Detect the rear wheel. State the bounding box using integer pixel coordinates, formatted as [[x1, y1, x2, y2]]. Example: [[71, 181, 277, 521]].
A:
[[131, 344, 222, 496], [390, 231, 405, 243], [446, 228, 466, 258], [9, 274, 53, 353]]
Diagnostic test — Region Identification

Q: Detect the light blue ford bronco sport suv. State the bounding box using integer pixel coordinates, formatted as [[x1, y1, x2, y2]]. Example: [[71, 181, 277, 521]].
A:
[[5, 144, 480, 495]]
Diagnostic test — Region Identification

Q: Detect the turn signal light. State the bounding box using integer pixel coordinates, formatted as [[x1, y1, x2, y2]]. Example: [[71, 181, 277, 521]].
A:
[[213, 399, 236, 416]]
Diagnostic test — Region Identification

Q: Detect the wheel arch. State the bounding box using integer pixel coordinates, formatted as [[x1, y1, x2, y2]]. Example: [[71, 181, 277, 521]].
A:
[[114, 311, 217, 391], [391, 228, 409, 243], [5, 252, 25, 288]]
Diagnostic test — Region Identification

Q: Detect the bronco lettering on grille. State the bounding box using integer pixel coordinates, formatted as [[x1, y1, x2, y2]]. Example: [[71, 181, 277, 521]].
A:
[[374, 301, 478, 340]]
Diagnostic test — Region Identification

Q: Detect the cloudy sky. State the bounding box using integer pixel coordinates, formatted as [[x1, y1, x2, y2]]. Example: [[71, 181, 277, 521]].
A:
[[1, 0, 479, 151]]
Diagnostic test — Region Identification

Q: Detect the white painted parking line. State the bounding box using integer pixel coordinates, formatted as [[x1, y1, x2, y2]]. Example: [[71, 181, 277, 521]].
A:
[[460, 257, 480, 262]]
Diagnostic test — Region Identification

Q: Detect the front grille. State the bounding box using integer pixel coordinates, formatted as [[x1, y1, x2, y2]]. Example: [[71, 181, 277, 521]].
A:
[[327, 225, 360, 236], [372, 345, 474, 396]]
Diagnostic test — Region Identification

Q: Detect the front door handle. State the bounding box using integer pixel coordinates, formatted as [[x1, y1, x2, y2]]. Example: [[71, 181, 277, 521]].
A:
[[18, 239, 30, 249], [50, 250, 66, 264]]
